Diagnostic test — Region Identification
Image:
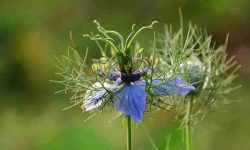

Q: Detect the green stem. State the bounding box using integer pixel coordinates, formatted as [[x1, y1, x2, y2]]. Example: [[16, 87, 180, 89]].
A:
[[185, 96, 194, 150], [127, 115, 132, 150]]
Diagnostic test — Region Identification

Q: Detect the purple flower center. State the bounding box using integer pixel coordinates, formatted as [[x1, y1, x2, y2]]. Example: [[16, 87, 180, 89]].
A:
[[108, 67, 148, 84], [121, 72, 141, 83]]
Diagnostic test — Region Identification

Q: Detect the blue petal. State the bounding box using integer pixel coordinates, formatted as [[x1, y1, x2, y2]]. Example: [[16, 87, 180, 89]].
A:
[[152, 75, 195, 96], [114, 81, 147, 122]]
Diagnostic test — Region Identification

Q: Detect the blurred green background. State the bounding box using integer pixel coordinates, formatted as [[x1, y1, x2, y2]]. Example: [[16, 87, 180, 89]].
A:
[[1, 0, 250, 149]]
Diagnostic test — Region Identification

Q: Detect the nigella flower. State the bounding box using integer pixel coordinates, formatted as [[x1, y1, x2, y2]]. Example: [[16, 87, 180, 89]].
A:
[[56, 20, 195, 123], [82, 67, 194, 122]]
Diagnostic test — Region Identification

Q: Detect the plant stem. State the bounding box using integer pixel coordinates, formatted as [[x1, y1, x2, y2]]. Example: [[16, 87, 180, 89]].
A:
[[127, 115, 132, 150], [185, 96, 194, 150]]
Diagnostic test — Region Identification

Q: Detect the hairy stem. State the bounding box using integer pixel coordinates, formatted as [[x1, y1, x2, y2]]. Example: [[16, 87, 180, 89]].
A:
[[185, 96, 194, 150], [127, 115, 132, 150]]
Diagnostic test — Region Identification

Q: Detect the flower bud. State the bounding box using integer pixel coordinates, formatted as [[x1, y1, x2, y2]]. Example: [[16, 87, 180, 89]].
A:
[[180, 56, 205, 93]]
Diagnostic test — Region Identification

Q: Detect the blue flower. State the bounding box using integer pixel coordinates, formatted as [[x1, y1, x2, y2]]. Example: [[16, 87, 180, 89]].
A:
[[82, 69, 195, 122], [80, 20, 195, 122]]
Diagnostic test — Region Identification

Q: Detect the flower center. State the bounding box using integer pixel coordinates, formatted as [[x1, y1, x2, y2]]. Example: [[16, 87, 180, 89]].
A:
[[108, 68, 148, 84], [121, 73, 141, 84]]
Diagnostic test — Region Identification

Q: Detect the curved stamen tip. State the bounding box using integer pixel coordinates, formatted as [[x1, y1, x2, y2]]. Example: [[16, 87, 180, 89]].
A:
[[131, 24, 136, 30], [93, 19, 100, 26], [150, 21, 158, 28]]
